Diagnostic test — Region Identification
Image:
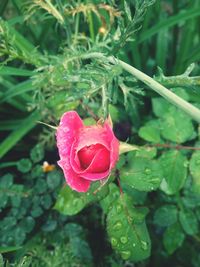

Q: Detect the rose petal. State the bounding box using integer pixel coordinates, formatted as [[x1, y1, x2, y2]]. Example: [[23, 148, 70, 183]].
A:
[[56, 111, 83, 159], [75, 125, 111, 151], [58, 159, 90, 192]]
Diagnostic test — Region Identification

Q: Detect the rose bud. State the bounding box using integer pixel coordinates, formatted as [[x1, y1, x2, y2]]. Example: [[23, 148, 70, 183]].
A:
[[56, 111, 119, 192]]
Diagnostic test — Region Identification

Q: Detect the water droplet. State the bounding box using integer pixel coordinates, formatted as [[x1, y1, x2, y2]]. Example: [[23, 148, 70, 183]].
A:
[[145, 168, 151, 175], [111, 237, 118, 247], [183, 161, 188, 168], [196, 159, 200, 165], [120, 236, 128, 244], [116, 205, 122, 213], [141, 240, 148, 250], [113, 221, 122, 230], [63, 127, 70, 133], [121, 250, 131, 260]]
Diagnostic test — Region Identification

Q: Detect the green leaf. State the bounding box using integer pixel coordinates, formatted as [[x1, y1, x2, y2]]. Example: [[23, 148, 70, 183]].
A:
[[160, 107, 195, 143], [138, 120, 161, 143], [19, 217, 35, 233], [139, 7, 200, 43], [0, 173, 13, 188], [0, 246, 22, 253], [154, 205, 177, 227], [179, 210, 198, 235], [107, 194, 151, 262], [17, 158, 32, 173], [46, 170, 61, 189], [120, 157, 163, 191], [0, 66, 33, 76], [163, 223, 185, 254], [0, 111, 41, 159], [54, 182, 109, 216], [30, 144, 44, 163], [0, 254, 3, 266], [135, 147, 157, 159], [159, 151, 188, 195], [0, 80, 35, 104], [100, 183, 120, 214], [189, 151, 200, 193], [152, 97, 171, 117]]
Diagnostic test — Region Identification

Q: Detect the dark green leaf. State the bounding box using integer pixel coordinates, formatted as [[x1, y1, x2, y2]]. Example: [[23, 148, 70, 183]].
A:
[[163, 223, 185, 254], [30, 144, 44, 163], [179, 210, 198, 235], [17, 159, 32, 173], [154, 205, 177, 227], [47, 170, 61, 189]]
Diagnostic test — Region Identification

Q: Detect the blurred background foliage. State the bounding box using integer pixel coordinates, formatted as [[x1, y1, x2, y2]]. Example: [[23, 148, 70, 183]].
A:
[[0, 0, 200, 266]]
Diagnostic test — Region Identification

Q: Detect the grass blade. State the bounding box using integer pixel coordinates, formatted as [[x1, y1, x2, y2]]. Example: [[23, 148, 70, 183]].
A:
[[0, 110, 41, 159]]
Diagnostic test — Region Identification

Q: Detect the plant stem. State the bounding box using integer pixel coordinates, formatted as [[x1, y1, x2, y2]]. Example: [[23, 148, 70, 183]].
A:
[[109, 57, 200, 123], [81, 52, 200, 123]]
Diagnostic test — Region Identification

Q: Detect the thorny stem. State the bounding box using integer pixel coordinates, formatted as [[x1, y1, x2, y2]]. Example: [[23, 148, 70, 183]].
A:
[[74, 52, 200, 123]]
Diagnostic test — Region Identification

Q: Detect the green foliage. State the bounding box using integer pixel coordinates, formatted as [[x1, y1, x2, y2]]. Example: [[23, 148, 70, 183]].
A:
[[154, 205, 178, 227], [55, 181, 109, 215], [163, 223, 185, 255], [120, 153, 163, 191], [1, 0, 200, 266], [0, 145, 62, 247], [107, 194, 151, 262], [159, 151, 188, 195]]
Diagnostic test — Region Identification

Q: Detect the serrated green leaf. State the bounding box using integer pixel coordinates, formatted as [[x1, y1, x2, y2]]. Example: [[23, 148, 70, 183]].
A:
[[54, 182, 109, 216], [163, 223, 185, 254], [46, 170, 61, 189], [30, 144, 44, 163], [0, 173, 13, 188], [120, 157, 163, 191], [154, 205, 177, 227], [160, 107, 195, 143], [179, 210, 198, 235], [17, 159, 32, 173], [189, 151, 200, 193], [159, 151, 188, 195], [19, 217, 35, 233], [139, 120, 161, 143], [107, 194, 151, 262]]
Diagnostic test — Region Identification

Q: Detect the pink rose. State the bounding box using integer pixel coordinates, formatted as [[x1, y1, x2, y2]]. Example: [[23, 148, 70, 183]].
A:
[[56, 111, 119, 192]]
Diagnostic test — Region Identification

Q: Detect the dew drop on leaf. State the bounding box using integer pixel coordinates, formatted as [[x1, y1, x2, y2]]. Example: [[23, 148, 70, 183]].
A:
[[145, 168, 152, 175], [121, 250, 131, 260], [111, 237, 118, 247], [141, 240, 148, 250], [116, 205, 122, 213], [120, 236, 128, 244], [113, 221, 122, 230]]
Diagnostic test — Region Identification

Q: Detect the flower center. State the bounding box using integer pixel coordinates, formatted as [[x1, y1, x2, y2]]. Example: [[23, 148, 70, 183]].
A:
[[78, 144, 110, 172]]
